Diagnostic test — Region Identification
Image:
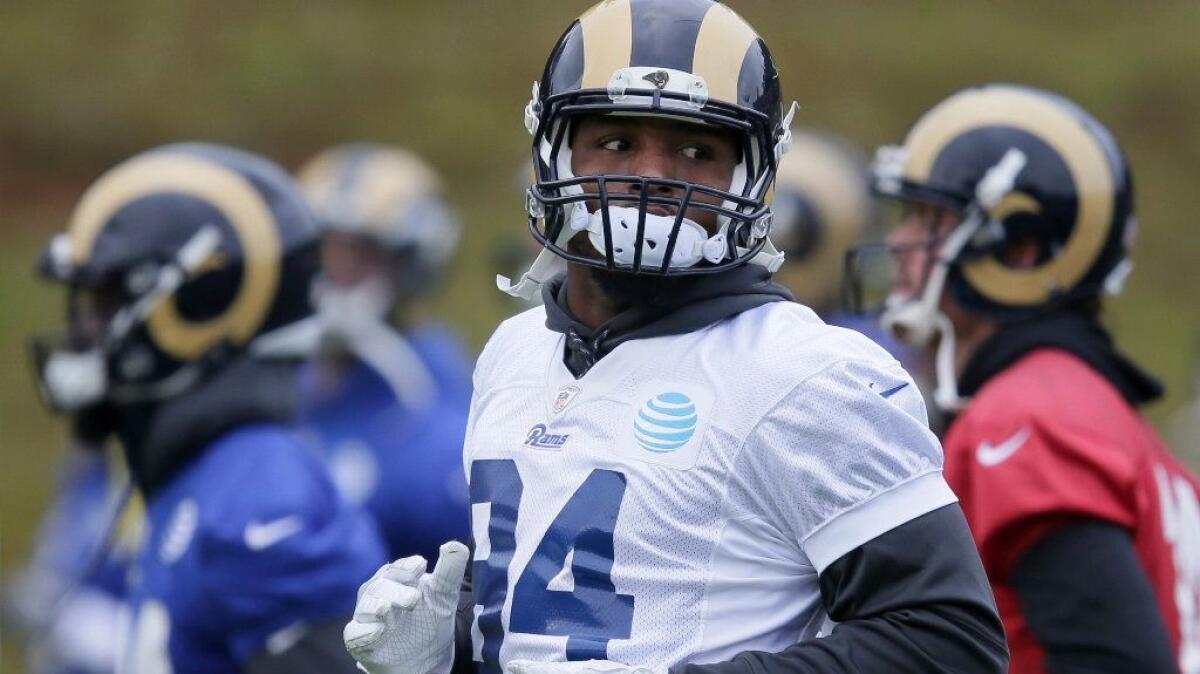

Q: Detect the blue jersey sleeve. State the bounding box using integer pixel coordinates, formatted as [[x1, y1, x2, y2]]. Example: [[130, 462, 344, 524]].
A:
[[195, 427, 386, 664]]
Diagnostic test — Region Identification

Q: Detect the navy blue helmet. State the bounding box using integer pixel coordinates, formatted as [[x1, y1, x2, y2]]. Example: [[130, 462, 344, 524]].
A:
[[33, 143, 319, 413]]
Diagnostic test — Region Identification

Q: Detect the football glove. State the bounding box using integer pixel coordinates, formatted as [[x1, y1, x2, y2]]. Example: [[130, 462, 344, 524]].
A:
[[344, 540, 469, 674], [506, 660, 667, 674]]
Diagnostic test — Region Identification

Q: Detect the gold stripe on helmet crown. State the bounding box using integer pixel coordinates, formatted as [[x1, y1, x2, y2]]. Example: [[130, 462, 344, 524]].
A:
[[67, 153, 282, 360], [297, 147, 442, 239], [691, 3, 759, 106], [903, 86, 1114, 307], [580, 0, 633, 89]]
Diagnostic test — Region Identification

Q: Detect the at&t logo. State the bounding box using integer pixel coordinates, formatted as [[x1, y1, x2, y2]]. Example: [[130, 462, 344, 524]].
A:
[[634, 391, 698, 452]]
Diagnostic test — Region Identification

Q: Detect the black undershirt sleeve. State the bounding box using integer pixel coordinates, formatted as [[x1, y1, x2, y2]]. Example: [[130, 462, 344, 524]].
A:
[[244, 621, 362, 674], [671, 504, 1008, 674], [1010, 520, 1176, 674]]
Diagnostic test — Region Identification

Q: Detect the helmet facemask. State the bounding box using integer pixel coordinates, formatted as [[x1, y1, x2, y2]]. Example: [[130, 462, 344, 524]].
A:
[[501, 75, 795, 300], [33, 225, 224, 413], [847, 147, 1030, 412]]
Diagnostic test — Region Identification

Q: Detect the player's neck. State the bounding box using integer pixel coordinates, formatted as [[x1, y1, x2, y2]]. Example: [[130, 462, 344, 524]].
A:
[[952, 317, 999, 378], [565, 264, 625, 329]]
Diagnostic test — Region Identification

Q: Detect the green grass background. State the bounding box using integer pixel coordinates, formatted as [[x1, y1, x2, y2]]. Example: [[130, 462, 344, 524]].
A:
[[2, 1, 1199, 668]]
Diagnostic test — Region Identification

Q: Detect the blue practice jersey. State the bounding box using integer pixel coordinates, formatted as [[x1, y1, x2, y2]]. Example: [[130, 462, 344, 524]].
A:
[[9, 448, 133, 674], [122, 424, 385, 673], [298, 324, 472, 561], [23, 449, 129, 595]]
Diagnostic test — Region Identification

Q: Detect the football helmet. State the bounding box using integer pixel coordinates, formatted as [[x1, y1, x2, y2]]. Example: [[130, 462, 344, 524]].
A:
[[846, 84, 1135, 409], [32, 143, 319, 415], [501, 0, 797, 299], [771, 130, 875, 310], [296, 143, 460, 300]]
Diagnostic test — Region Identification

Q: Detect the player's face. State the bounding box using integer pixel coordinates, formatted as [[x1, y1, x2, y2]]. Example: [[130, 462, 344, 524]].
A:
[[66, 284, 123, 349], [885, 201, 960, 303], [320, 232, 390, 288], [570, 114, 740, 235]]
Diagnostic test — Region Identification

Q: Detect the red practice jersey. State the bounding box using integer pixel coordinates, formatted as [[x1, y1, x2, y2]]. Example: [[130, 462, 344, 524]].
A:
[[943, 348, 1200, 673]]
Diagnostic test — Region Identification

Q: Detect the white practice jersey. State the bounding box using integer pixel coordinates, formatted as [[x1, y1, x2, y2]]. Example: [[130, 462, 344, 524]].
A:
[[463, 301, 956, 672]]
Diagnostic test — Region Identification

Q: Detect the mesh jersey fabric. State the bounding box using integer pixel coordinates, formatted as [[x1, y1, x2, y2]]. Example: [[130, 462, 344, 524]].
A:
[[462, 301, 955, 670]]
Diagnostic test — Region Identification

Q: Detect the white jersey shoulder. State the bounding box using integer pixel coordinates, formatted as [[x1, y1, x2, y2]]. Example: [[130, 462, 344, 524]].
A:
[[473, 303, 552, 394]]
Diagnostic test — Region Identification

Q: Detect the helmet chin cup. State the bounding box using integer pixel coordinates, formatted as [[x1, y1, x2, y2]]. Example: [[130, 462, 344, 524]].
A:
[[577, 206, 719, 270], [881, 299, 940, 347], [313, 278, 395, 343], [41, 348, 107, 412]]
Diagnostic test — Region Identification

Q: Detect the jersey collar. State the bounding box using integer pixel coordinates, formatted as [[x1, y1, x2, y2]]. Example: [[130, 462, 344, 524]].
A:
[[541, 265, 792, 378]]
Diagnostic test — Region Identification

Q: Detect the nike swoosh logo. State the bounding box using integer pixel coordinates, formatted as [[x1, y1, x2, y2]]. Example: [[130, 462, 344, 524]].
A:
[[976, 427, 1032, 467], [879, 382, 909, 399], [244, 515, 305, 550]]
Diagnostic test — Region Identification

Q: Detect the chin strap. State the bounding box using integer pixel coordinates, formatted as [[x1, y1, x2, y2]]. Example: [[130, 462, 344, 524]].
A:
[[931, 314, 968, 412], [880, 148, 1028, 413], [334, 320, 437, 412], [497, 245, 567, 301], [746, 237, 786, 273]]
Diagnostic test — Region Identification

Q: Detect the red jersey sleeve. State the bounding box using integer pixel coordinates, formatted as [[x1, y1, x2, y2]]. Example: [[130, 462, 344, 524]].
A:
[[944, 404, 1140, 581]]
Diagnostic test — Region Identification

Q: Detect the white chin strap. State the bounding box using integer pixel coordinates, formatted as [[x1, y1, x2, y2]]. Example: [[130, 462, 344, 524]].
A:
[[314, 280, 436, 411], [881, 148, 1029, 413]]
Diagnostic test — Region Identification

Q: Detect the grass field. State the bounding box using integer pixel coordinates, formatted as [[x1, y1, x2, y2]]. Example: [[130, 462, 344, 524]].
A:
[[2, 1, 1199, 669]]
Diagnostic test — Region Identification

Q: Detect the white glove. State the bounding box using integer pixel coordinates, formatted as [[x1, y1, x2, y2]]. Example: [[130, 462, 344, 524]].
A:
[[506, 660, 667, 674], [345, 540, 469, 674]]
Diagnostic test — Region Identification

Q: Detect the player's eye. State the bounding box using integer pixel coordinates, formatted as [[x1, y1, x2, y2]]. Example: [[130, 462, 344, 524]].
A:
[[680, 144, 712, 161], [600, 138, 630, 152]]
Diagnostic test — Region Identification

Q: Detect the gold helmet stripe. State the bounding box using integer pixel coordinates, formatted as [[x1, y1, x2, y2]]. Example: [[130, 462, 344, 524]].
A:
[[989, 192, 1042, 221], [580, 0, 633, 89], [68, 152, 282, 359], [294, 151, 342, 219], [903, 87, 1114, 306], [298, 146, 442, 239], [691, 3, 759, 105], [353, 150, 442, 239]]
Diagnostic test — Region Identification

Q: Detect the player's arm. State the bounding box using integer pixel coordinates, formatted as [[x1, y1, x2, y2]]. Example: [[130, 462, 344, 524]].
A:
[[1009, 520, 1175, 674], [682, 358, 1008, 673], [246, 622, 363, 674], [202, 438, 388, 674], [671, 504, 1007, 674]]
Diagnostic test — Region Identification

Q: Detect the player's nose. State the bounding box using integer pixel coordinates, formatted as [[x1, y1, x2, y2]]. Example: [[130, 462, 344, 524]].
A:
[[627, 148, 681, 200]]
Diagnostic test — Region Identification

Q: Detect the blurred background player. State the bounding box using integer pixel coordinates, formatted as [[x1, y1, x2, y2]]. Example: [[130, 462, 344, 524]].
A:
[[30, 143, 385, 673], [770, 130, 924, 378], [849, 83, 1198, 673], [294, 143, 471, 561], [4, 441, 135, 674]]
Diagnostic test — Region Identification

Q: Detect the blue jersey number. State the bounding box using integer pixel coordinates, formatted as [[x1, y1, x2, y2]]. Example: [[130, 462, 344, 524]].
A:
[[470, 460, 634, 672]]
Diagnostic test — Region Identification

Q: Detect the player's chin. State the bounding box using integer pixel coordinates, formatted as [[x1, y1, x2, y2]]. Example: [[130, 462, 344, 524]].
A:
[[564, 235, 698, 312]]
